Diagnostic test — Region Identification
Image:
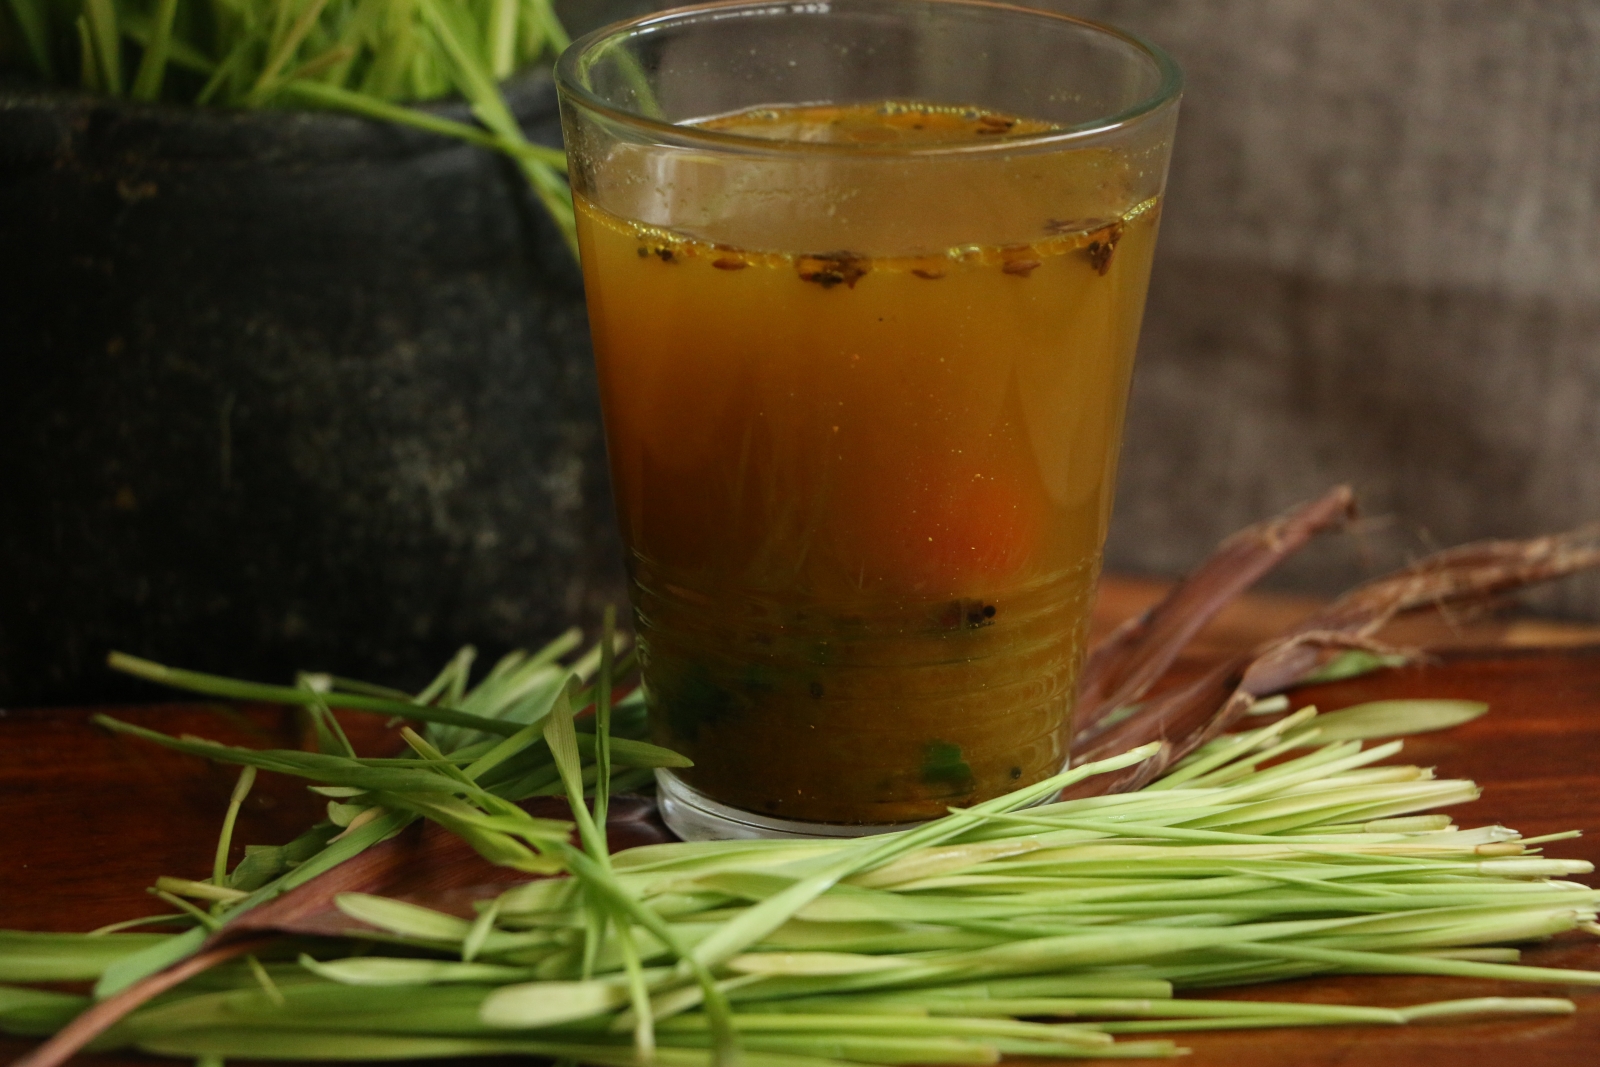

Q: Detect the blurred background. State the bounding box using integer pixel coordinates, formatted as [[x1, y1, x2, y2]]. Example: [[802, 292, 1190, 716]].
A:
[[1060, 0, 1600, 621]]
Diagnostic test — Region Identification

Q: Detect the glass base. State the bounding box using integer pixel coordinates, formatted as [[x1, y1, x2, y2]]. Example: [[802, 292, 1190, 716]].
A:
[[654, 769, 1066, 841], [655, 769, 931, 840]]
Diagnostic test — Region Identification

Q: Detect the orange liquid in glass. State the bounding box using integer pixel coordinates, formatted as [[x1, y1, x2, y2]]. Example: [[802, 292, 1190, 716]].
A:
[[577, 103, 1161, 824]]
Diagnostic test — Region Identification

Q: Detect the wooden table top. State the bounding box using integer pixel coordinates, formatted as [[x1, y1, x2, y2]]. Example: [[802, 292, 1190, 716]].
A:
[[4, 579, 1600, 1067]]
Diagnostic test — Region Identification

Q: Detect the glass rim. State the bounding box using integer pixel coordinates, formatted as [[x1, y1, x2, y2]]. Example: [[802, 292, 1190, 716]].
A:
[[554, 0, 1183, 158]]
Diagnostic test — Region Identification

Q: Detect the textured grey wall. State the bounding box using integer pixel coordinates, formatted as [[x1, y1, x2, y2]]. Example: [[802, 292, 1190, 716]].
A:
[[1050, 0, 1600, 616]]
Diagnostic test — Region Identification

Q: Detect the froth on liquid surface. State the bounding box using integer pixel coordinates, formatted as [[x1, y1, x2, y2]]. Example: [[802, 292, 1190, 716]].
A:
[[695, 100, 1063, 145]]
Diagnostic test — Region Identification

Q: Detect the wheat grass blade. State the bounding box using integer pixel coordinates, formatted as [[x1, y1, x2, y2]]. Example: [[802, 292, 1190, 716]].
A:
[[129, 0, 179, 100], [106, 654, 522, 735]]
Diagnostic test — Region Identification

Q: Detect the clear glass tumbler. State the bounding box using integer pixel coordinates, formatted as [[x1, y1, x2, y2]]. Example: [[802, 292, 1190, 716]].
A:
[[556, 0, 1181, 840]]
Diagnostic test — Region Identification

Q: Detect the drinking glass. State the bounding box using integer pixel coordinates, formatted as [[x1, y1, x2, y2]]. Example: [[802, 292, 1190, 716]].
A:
[[556, 0, 1181, 839]]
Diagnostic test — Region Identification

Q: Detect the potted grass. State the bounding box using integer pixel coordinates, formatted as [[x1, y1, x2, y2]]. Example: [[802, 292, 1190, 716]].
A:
[[0, 0, 630, 704]]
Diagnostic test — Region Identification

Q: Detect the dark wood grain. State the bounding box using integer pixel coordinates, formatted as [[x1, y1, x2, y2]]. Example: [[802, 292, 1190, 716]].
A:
[[3, 633, 1598, 1065]]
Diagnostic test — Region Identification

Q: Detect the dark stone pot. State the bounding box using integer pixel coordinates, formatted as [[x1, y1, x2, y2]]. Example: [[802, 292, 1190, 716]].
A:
[[0, 73, 624, 706]]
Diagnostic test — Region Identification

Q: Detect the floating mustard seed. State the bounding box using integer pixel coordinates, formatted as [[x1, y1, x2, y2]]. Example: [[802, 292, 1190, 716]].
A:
[[1084, 221, 1124, 275], [1003, 258, 1042, 277], [713, 257, 747, 271], [911, 268, 945, 280], [797, 252, 869, 289]]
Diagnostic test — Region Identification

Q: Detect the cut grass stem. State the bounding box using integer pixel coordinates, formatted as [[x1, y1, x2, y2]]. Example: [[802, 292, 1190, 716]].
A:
[[10, 650, 1600, 1067]]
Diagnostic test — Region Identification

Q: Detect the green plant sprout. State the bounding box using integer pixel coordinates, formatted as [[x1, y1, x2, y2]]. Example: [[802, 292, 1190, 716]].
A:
[[0, 0, 577, 249]]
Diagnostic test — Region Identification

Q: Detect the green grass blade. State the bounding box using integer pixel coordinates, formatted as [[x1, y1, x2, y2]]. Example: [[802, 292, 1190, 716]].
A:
[[212, 765, 258, 887], [585, 734, 693, 770], [686, 744, 1162, 973], [335, 893, 473, 942], [5, 0, 54, 79], [116, 10, 214, 75], [94, 926, 210, 998], [107, 652, 523, 737], [487, 0, 516, 77], [463, 721, 547, 783], [463, 897, 502, 963], [1288, 700, 1489, 744], [92, 716, 509, 797], [129, 0, 178, 100], [83, 0, 122, 95], [1220, 940, 1600, 985], [1296, 651, 1409, 686], [300, 954, 541, 987], [1394, 997, 1574, 1022], [594, 607, 617, 828], [543, 678, 608, 861], [612, 914, 657, 1060], [0, 932, 171, 984], [225, 808, 416, 916], [414, 0, 576, 254], [248, 0, 333, 102], [140, 1030, 864, 1067], [480, 976, 639, 1027], [415, 645, 476, 706], [75, 15, 100, 91], [0, 986, 91, 1037]]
